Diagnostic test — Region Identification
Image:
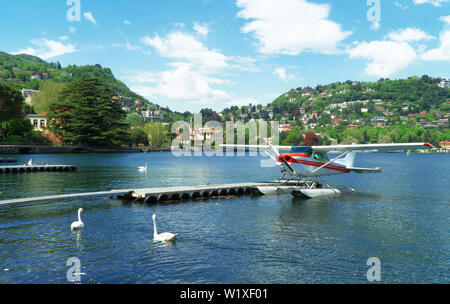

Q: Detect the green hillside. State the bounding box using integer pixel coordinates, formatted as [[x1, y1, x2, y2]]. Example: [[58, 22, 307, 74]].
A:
[[270, 77, 449, 119], [217, 76, 449, 146], [0, 51, 149, 107]]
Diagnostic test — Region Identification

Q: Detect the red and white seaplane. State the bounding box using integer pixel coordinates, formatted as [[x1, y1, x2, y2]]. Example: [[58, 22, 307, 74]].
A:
[[221, 142, 434, 198]]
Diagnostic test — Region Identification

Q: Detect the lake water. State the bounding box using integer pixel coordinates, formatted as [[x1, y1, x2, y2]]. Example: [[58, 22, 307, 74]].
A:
[[0, 152, 448, 284]]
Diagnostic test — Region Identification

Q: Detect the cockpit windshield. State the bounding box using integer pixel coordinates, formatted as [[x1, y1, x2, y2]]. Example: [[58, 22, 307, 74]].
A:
[[311, 152, 329, 162], [289, 146, 329, 162], [289, 146, 313, 155]]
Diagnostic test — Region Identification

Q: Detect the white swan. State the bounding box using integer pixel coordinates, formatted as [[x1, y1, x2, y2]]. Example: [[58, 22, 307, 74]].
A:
[[138, 162, 148, 172], [152, 214, 177, 242], [71, 208, 84, 231]]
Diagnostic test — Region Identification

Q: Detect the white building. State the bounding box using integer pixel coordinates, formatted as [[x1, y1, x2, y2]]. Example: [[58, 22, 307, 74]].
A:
[[27, 114, 47, 131], [438, 79, 450, 89]]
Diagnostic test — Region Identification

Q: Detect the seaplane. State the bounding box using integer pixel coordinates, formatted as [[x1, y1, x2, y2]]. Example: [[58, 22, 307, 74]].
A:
[[221, 142, 434, 199]]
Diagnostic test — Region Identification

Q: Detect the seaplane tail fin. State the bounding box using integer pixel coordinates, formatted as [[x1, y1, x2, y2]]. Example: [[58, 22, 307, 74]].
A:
[[347, 167, 381, 174], [334, 152, 356, 167]]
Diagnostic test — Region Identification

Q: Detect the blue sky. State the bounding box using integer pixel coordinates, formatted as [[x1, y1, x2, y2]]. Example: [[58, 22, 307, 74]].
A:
[[1, 0, 449, 112]]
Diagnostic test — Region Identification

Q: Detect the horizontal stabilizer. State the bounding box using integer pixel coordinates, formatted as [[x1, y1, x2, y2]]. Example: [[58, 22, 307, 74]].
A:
[[347, 167, 381, 174]]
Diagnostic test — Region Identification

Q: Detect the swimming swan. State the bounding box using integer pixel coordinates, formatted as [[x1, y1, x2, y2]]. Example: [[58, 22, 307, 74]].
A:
[[71, 208, 84, 231], [138, 162, 148, 172], [152, 214, 177, 242]]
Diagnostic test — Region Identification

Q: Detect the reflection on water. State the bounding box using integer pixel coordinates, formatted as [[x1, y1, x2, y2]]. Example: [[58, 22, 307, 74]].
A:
[[0, 152, 449, 283]]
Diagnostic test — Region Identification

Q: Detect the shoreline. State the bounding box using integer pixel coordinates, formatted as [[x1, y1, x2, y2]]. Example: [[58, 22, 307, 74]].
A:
[[0, 145, 171, 154]]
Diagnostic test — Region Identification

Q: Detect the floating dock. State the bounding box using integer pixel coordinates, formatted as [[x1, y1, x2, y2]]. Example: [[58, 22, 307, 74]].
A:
[[118, 180, 306, 203], [0, 164, 77, 174], [0, 190, 131, 206], [0, 181, 305, 206]]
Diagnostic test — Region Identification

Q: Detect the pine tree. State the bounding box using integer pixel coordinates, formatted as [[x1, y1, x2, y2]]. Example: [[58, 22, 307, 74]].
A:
[[0, 83, 24, 139], [48, 78, 129, 147]]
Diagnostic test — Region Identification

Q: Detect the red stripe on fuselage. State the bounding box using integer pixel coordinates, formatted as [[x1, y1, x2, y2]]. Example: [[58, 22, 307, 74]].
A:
[[276, 156, 350, 173]]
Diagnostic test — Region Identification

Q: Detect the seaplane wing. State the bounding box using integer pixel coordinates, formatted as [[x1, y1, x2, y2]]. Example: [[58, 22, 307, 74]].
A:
[[221, 143, 433, 153], [311, 142, 433, 153]]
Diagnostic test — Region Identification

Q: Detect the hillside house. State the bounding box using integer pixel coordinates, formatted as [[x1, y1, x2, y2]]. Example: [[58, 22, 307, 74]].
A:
[[142, 110, 162, 122], [371, 117, 387, 127], [27, 114, 47, 131], [438, 79, 450, 89], [440, 141, 450, 149], [332, 118, 344, 126]]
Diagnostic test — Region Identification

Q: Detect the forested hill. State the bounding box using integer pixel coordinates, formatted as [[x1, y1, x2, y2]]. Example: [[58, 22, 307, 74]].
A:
[[0, 51, 149, 107], [270, 76, 449, 118]]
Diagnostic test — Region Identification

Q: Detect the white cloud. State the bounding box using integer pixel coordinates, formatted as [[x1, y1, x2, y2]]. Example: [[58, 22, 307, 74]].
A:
[[141, 32, 228, 72], [172, 22, 186, 28], [59, 36, 69, 41], [413, 0, 449, 7], [348, 40, 417, 78], [129, 64, 231, 104], [124, 20, 131, 25], [370, 21, 381, 31], [395, 1, 409, 9], [229, 55, 261, 72], [421, 16, 450, 61], [84, 12, 97, 25], [113, 42, 142, 51], [227, 97, 258, 106], [133, 31, 235, 105], [193, 22, 210, 36], [236, 0, 352, 55], [388, 28, 435, 42], [69, 26, 76, 34], [273, 67, 295, 81], [14, 38, 76, 60], [440, 15, 450, 24], [422, 30, 450, 61]]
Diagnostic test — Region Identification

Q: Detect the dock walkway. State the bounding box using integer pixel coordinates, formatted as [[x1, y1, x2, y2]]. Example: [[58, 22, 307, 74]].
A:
[[0, 190, 132, 206], [0, 164, 77, 174]]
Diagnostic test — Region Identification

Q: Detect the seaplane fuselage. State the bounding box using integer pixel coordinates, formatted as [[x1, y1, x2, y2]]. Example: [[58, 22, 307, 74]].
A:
[[274, 146, 355, 177], [277, 152, 350, 177]]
